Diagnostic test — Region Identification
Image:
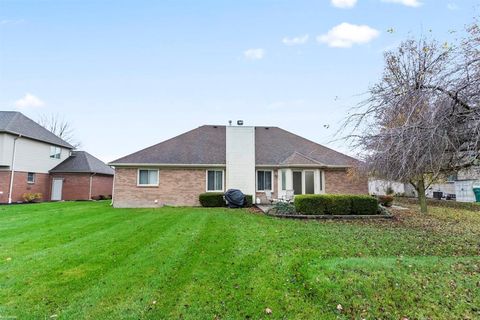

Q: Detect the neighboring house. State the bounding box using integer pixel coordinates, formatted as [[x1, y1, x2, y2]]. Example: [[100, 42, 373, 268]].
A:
[[428, 168, 480, 202], [49, 151, 114, 201], [0, 111, 113, 203], [110, 124, 368, 208], [368, 179, 417, 197], [370, 167, 480, 203]]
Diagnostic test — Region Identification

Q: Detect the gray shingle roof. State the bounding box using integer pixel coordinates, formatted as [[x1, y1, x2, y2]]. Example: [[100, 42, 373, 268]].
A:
[[50, 151, 114, 175], [111, 125, 226, 165], [0, 111, 73, 148], [255, 127, 358, 166], [111, 125, 358, 167]]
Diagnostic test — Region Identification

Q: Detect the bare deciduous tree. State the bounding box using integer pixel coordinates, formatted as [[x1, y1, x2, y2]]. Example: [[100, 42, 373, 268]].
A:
[[37, 114, 81, 149], [343, 22, 480, 213]]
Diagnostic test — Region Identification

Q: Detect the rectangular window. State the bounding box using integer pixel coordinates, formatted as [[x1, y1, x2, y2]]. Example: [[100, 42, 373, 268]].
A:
[[27, 172, 35, 184], [50, 146, 61, 159], [138, 169, 159, 186], [257, 170, 272, 191], [281, 170, 287, 191], [207, 170, 223, 191]]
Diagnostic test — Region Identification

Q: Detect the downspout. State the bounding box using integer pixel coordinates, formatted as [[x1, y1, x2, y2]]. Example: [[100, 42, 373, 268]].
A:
[[110, 166, 115, 206], [8, 135, 21, 204], [89, 172, 96, 200]]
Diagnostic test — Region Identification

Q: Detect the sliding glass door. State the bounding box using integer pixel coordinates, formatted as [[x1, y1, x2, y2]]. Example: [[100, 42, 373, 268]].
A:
[[293, 171, 302, 195], [305, 171, 315, 194]]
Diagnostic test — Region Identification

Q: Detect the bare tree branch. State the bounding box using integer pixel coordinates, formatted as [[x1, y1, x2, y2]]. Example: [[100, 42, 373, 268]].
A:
[[342, 21, 480, 213], [37, 113, 81, 149]]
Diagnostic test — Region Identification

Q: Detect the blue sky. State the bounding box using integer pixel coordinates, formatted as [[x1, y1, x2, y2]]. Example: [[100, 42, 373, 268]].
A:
[[0, 0, 477, 162]]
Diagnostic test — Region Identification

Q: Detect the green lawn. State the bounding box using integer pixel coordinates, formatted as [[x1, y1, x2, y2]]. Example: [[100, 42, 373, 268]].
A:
[[0, 202, 479, 319]]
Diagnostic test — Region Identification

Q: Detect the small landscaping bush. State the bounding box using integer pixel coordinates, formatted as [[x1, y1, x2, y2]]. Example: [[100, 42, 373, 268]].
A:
[[22, 193, 42, 203], [269, 201, 296, 215], [378, 195, 394, 207], [199, 193, 226, 207], [244, 195, 253, 207], [295, 194, 379, 215]]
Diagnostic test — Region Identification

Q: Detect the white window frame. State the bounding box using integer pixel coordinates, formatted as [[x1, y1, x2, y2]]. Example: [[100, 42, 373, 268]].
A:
[[137, 169, 159, 187], [50, 146, 61, 159], [27, 172, 36, 184], [256, 170, 274, 192], [205, 169, 224, 192]]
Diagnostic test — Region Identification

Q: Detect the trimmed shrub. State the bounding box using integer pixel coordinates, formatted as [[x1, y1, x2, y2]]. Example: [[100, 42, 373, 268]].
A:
[[295, 194, 378, 215], [378, 195, 394, 207], [294, 195, 327, 215], [199, 193, 226, 207], [326, 195, 352, 215], [351, 195, 379, 215], [244, 195, 253, 207], [22, 193, 42, 203]]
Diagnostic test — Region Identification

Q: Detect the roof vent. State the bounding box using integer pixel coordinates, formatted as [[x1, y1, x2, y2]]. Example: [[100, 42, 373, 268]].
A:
[[237, 120, 244, 126]]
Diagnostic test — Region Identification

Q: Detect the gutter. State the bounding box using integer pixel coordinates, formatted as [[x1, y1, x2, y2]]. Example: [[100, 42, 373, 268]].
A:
[[8, 135, 21, 204], [108, 163, 226, 168], [109, 163, 352, 169]]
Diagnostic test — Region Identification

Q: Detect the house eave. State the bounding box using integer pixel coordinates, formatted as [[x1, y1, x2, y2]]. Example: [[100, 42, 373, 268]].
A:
[[109, 162, 352, 169], [0, 130, 74, 149], [255, 164, 352, 169], [109, 163, 226, 168]]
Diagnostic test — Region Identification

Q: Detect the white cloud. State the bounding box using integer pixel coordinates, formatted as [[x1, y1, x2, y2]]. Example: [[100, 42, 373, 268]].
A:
[[317, 23, 380, 48], [381, 0, 422, 7], [243, 48, 265, 60], [15, 93, 45, 109], [282, 34, 309, 46], [331, 0, 357, 8], [447, 3, 459, 10], [0, 19, 25, 25]]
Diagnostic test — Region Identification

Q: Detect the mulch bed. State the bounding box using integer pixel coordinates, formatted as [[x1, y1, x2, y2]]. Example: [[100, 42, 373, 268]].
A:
[[265, 212, 393, 220]]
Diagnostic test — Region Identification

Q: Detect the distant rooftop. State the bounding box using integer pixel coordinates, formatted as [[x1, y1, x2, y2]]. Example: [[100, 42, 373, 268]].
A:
[[0, 111, 73, 148], [50, 151, 114, 175]]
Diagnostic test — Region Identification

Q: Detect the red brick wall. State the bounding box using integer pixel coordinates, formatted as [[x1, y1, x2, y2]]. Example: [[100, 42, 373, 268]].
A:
[[0, 171, 113, 203], [50, 173, 90, 200], [324, 169, 368, 195], [0, 171, 50, 203], [113, 167, 206, 207], [0, 171, 10, 203], [91, 174, 113, 199]]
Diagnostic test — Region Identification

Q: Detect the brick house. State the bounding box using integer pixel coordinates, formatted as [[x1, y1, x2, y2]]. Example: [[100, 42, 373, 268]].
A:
[[110, 124, 368, 208], [49, 151, 114, 201], [0, 111, 113, 203]]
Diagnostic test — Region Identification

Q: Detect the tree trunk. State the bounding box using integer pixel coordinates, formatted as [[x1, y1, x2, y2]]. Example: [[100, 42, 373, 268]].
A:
[[417, 177, 428, 214]]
